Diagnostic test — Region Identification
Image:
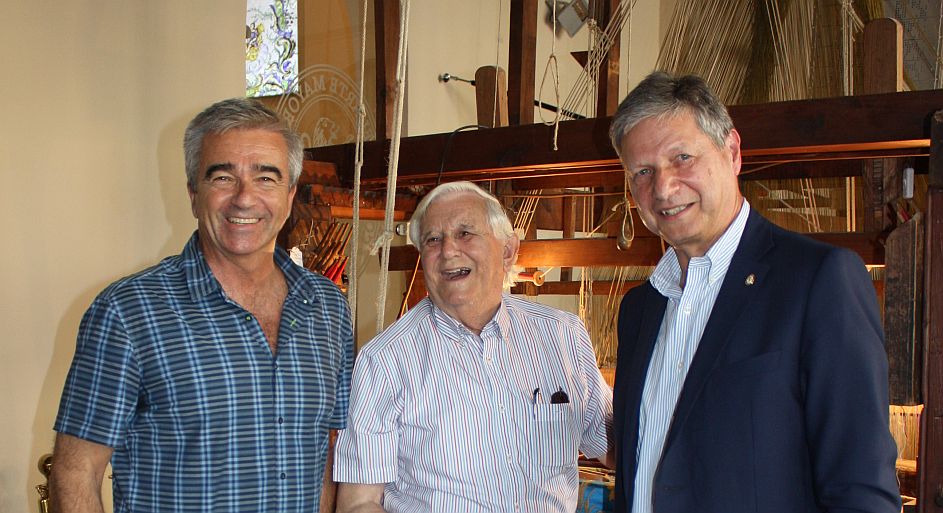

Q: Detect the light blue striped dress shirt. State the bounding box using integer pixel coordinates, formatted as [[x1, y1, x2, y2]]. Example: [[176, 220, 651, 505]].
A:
[[334, 295, 613, 513], [631, 200, 750, 513]]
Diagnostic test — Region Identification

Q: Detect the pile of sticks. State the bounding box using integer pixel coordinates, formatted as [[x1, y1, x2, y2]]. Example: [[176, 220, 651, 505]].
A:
[[302, 221, 352, 285]]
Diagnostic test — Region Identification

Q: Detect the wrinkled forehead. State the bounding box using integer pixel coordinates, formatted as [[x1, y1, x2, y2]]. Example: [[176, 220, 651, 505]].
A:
[[422, 192, 490, 230]]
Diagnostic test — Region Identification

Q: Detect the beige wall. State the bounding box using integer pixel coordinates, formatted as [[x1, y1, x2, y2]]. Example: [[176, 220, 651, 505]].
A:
[[0, 1, 668, 511], [0, 1, 245, 511]]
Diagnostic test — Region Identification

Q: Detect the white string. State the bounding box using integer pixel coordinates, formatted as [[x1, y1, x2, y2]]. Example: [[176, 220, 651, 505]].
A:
[[374, 0, 411, 335], [493, 0, 504, 127], [349, 0, 369, 340], [537, 0, 561, 150], [559, 0, 637, 119]]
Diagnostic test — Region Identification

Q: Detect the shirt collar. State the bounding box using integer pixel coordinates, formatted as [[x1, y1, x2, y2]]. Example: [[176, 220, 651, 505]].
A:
[[430, 294, 510, 341], [182, 231, 319, 304], [650, 199, 751, 296]]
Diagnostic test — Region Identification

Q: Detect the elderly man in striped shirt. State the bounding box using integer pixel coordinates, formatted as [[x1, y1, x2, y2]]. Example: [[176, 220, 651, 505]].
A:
[[334, 181, 613, 513]]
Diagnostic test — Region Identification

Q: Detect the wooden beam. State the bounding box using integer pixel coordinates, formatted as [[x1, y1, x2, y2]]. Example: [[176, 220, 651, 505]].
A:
[[475, 66, 509, 128], [595, 0, 620, 117], [374, 0, 400, 140], [508, 0, 537, 125], [511, 280, 645, 296], [884, 214, 924, 405], [860, 18, 904, 96], [918, 110, 943, 513], [385, 231, 884, 271], [309, 90, 943, 188]]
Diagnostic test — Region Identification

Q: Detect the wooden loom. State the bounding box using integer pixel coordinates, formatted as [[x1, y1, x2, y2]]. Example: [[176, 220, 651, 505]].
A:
[[283, 2, 943, 510]]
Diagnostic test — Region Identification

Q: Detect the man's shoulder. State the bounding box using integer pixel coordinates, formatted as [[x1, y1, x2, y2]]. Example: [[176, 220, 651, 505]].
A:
[[95, 254, 188, 301], [754, 213, 860, 265], [504, 295, 584, 329], [359, 299, 436, 357]]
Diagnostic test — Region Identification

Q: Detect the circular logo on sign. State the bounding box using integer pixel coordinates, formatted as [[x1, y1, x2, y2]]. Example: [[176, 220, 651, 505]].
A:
[[275, 64, 376, 148]]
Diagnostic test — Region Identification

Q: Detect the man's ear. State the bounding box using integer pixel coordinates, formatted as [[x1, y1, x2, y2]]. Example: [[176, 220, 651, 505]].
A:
[[188, 184, 198, 218], [727, 128, 742, 177], [503, 233, 521, 271]]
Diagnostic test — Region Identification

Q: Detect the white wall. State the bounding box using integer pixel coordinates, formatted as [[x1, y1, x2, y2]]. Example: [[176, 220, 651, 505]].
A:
[[0, 1, 245, 511], [405, 0, 668, 137]]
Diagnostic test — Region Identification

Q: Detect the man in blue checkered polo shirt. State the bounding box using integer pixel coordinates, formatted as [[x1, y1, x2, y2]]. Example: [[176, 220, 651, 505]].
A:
[[49, 98, 354, 513]]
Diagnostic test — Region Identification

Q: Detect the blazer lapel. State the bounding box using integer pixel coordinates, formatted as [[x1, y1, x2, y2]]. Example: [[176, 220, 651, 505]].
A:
[[619, 285, 668, 506], [663, 210, 773, 450]]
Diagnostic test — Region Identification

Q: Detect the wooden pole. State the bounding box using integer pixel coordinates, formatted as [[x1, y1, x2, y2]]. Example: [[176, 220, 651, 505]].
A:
[[508, 0, 537, 125]]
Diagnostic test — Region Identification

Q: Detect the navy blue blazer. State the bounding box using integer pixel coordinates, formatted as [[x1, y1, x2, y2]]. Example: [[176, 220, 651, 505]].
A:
[[613, 209, 901, 513]]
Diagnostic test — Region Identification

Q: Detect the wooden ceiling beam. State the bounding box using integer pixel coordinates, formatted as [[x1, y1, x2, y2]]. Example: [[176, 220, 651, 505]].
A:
[[308, 90, 943, 189], [385, 231, 884, 271]]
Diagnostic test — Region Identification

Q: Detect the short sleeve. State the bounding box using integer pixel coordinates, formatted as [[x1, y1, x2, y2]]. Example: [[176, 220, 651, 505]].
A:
[[328, 294, 355, 429], [54, 294, 141, 448], [333, 351, 401, 484], [574, 320, 613, 459]]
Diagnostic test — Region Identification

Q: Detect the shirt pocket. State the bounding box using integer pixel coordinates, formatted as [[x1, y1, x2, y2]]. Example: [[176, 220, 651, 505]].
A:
[[528, 403, 578, 470]]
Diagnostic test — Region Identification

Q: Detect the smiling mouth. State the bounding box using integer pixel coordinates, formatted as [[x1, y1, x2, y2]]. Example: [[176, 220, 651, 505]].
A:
[[443, 268, 471, 280], [660, 205, 688, 217], [228, 217, 261, 225]]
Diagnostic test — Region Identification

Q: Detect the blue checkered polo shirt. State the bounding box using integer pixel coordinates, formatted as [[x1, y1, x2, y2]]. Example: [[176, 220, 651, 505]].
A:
[[55, 232, 354, 512]]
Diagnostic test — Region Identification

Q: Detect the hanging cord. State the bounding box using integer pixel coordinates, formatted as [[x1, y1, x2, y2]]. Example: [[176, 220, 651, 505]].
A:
[[560, 0, 637, 119], [936, 1, 943, 88], [348, 0, 369, 337], [373, 0, 411, 335], [492, 0, 504, 127], [537, 0, 562, 150]]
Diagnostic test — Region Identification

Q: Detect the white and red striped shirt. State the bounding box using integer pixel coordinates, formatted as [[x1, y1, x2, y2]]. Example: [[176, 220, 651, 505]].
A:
[[334, 295, 612, 513]]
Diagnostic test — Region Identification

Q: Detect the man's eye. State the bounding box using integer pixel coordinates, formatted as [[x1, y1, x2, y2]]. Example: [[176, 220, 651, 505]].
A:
[[678, 153, 691, 161]]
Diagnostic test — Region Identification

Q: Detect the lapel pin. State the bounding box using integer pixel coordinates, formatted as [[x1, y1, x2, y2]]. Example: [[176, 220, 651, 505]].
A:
[[745, 274, 756, 286]]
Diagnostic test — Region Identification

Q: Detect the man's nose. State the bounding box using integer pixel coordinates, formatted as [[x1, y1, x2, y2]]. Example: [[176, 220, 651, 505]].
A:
[[231, 180, 257, 207], [441, 236, 460, 255], [652, 167, 678, 200]]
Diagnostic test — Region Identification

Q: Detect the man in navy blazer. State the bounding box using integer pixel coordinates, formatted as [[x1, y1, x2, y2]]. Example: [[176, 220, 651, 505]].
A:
[[608, 72, 901, 513]]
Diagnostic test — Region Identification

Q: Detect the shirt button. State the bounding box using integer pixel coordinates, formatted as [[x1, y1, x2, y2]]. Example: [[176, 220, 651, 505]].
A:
[[498, 405, 505, 412], [683, 306, 692, 315], [280, 472, 286, 480], [302, 299, 308, 304], [245, 315, 252, 321], [485, 356, 492, 363], [277, 417, 284, 424]]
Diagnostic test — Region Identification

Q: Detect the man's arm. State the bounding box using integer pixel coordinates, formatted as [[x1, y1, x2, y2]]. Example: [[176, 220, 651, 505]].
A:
[[49, 433, 113, 513], [336, 482, 386, 513], [803, 249, 901, 512]]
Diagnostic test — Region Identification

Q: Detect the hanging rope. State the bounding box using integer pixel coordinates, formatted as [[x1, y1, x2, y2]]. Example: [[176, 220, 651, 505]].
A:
[[537, 0, 562, 150], [560, 0, 638, 118], [348, 0, 370, 337], [373, 0, 411, 335]]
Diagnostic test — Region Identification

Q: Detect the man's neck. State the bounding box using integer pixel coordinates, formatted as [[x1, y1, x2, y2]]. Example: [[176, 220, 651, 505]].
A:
[[445, 300, 502, 337]]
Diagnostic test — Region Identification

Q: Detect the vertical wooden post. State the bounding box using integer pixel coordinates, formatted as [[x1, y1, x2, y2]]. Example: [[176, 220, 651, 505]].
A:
[[919, 111, 943, 513], [595, 0, 621, 116], [560, 196, 575, 281], [859, 18, 905, 233], [508, 0, 537, 125], [375, 0, 400, 141], [475, 66, 510, 128]]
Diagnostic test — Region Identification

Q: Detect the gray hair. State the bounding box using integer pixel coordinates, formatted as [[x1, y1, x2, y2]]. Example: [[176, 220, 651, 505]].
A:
[[409, 181, 518, 288], [183, 97, 303, 188], [609, 72, 734, 156]]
